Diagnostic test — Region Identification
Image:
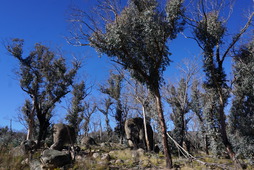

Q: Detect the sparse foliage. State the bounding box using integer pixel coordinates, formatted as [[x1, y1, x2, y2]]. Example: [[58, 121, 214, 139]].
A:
[[7, 39, 80, 146], [187, 0, 254, 167], [229, 39, 254, 160], [69, 0, 185, 167], [66, 81, 88, 137]]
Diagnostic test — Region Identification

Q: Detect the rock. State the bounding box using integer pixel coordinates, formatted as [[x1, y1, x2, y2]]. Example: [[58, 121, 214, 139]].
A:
[[92, 152, 100, 159], [50, 123, 76, 151], [21, 158, 29, 165], [125, 117, 153, 150], [29, 160, 43, 170], [101, 153, 110, 161], [109, 150, 116, 156], [137, 148, 145, 156], [115, 159, 124, 164], [40, 149, 72, 168], [81, 136, 97, 146], [131, 150, 139, 158], [154, 144, 160, 153]]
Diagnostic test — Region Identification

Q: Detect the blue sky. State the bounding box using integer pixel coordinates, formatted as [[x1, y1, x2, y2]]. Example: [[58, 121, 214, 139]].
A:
[[0, 0, 253, 131]]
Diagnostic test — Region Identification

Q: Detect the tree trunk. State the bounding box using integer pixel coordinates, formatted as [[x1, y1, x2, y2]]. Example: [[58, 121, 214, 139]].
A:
[[154, 88, 173, 169], [36, 113, 50, 148], [26, 103, 36, 140], [218, 104, 242, 169], [142, 105, 151, 151], [26, 117, 34, 140], [205, 134, 209, 155]]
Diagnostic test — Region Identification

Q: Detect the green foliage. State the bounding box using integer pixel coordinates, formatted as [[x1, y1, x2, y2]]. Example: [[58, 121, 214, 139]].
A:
[[166, 78, 190, 146], [100, 72, 125, 141], [229, 39, 254, 160], [194, 11, 226, 50], [7, 39, 80, 143], [66, 81, 87, 136], [89, 0, 185, 91], [192, 6, 231, 157], [0, 126, 25, 148]]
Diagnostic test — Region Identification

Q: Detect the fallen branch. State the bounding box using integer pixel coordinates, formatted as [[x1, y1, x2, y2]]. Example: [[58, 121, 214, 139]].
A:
[[167, 133, 231, 170]]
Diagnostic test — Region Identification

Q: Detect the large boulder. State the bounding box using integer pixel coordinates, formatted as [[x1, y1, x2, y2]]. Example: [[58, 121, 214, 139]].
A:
[[50, 123, 76, 150], [81, 136, 97, 146], [124, 117, 153, 150], [40, 149, 72, 168]]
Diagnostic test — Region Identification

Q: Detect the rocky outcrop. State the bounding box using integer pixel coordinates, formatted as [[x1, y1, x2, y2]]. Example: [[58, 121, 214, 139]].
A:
[[81, 136, 97, 146], [40, 149, 72, 168], [125, 117, 153, 150], [50, 123, 76, 150]]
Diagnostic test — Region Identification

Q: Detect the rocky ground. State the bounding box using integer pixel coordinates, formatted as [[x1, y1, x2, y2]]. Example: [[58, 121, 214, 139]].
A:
[[1, 140, 254, 170]]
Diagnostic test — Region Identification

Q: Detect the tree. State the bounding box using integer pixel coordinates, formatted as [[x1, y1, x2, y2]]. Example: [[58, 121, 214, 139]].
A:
[[7, 39, 80, 146], [20, 99, 35, 140], [166, 78, 191, 148], [100, 72, 125, 143], [97, 97, 113, 137], [66, 81, 88, 137], [190, 79, 209, 154], [187, 0, 254, 167], [125, 77, 156, 151], [69, 0, 185, 167], [83, 101, 97, 136], [165, 58, 200, 150], [229, 39, 254, 160]]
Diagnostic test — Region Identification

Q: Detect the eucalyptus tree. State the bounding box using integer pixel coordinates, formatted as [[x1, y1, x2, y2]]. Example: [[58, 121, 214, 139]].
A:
[[83, 101, 97, 136], [100, 72, 125, 143], [186, 0, 254, 166], [7, 39, 80, 146], [66, 81, 88, 137], [125, 77, 156, 151], [69, 0, 185, 167], [166, 78, 191, 148], [190, 79, 209, 154], [229, 39, 254, 160], [97, 97, 113, 137]]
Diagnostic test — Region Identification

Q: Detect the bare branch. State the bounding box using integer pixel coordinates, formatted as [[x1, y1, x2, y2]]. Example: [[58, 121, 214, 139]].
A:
[[221, 11, 254, 62]]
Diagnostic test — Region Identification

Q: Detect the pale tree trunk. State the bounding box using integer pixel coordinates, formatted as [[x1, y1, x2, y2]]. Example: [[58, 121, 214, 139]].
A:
[[142, 105, 151, 151], [154, 88, 173, 169], [26, 106, 35, 140]]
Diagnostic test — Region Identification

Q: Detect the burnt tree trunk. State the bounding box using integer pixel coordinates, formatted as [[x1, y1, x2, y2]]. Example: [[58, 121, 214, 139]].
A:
[[154, 88, 173, 169]]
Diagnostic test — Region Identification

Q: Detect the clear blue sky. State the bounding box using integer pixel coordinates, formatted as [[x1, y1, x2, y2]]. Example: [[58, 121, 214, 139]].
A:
[[0, 0, 253, 131]]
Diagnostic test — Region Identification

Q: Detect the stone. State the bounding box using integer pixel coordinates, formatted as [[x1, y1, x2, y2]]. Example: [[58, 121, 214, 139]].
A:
[[40, 149, 72, 168], [115, 159, 124, 164], [137, 148, 145, 156], [81, 136, 97, 146], [101, 153, 110, 161], [92, 152, 100, 159], [125, 117, 153, 150], [50, 123, 76, 151], [21, 158, 29, 165], [29, 160, 43, 170]]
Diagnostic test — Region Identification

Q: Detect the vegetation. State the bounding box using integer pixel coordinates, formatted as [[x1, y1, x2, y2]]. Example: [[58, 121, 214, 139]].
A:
[[1, 0, 254, 169]]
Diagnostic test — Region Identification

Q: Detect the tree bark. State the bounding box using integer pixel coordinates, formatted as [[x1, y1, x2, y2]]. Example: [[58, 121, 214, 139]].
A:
[[218, 104, 242, 169], [142, 105, 151, 151], [154, 88, 173, 169]]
